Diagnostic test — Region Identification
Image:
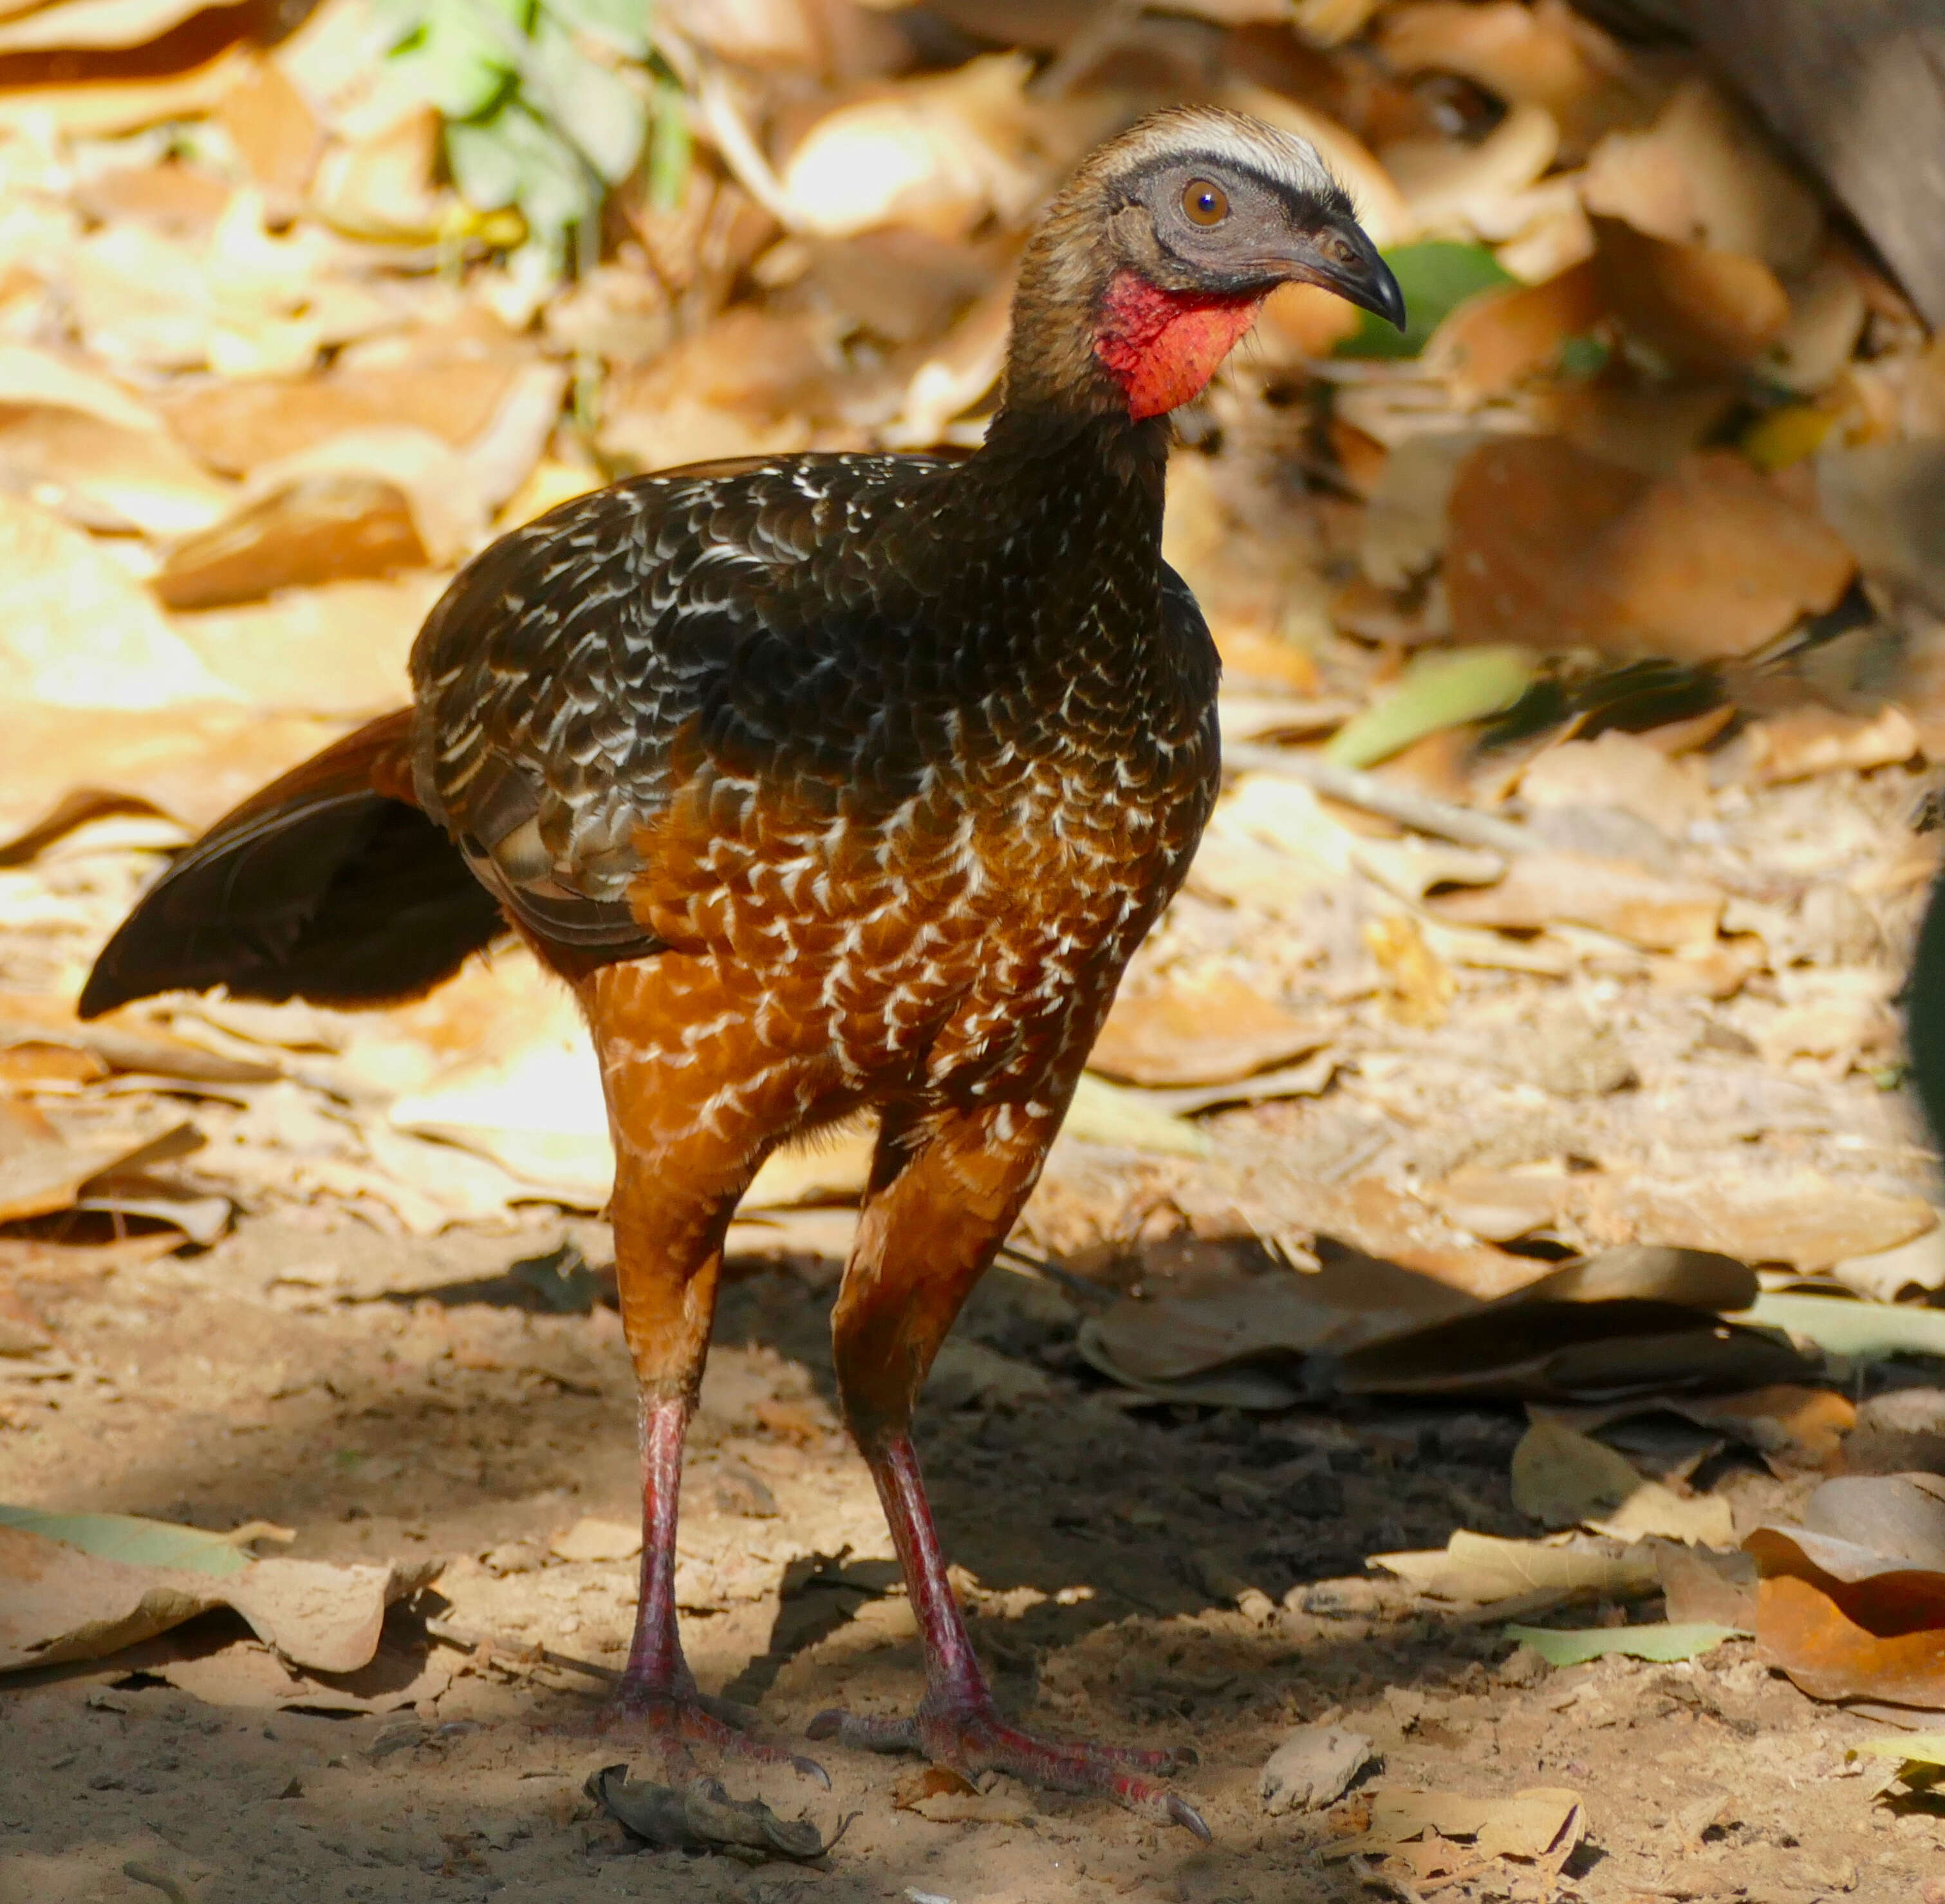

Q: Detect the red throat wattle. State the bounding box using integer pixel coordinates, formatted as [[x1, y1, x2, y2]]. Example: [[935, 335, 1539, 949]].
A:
[[1093, 268, 1267, 422]]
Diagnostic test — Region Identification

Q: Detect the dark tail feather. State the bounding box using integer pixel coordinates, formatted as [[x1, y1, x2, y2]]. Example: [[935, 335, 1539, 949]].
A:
[[79, 709, 506, 1018]]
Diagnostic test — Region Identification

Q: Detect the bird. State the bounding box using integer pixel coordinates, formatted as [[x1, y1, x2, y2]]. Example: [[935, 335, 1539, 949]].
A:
[[80, 105, 1403, 1836]]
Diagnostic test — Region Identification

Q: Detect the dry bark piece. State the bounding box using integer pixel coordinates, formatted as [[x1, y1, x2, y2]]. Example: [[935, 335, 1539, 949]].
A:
[[584, 1763, 836, 1860], [1260, 1724, 1373, 1815]]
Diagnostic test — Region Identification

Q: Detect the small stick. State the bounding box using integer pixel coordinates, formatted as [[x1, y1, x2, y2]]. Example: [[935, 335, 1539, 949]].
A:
[[1225, 743, 1535, 856], [425, 1615, 620, 1685]]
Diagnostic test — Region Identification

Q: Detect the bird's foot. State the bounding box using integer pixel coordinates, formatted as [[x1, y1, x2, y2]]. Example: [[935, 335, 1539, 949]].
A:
[[600, 1684, 830, 1791], [806, 1697, 1205, 1838]]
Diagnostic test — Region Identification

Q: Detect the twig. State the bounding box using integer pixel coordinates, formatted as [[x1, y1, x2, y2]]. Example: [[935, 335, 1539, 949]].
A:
[[1225, 743, 1536, 855], [688, 62, 802, 232], [1032, 0, 1142, 98], [425, 1615, 620, 1685], [994, 1242, 1115, 1305]]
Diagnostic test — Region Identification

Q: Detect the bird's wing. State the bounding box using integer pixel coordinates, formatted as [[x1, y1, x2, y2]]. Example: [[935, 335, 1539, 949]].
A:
[[411, 454, 938, 955]]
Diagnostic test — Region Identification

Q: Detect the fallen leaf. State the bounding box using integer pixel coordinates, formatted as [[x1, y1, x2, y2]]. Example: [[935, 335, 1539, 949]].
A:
[[777, 53, 1047, 241], [1593, 216, 1791, 374], [1089, 971, 1330, 1087], [1326, 645, 1534, 769], [893, 1764, 979, 1809], [1419, 261, 1605, 405], [1743, 1294, 1945, 1364], [0, 1511, 433, 1674], [0, 407, 234, 537], [1326, 1783, 1585, 1862], [1517, 730, 1711, 839], [0, 1111, 203, 1227], [1503, 1620, 1744, 1666], [1373, 1529, 1658, 1607], [1816, 439, 1945, 619], [1428, 850, 1724, 951], [1261, 1724, 1373, 1815], [1512, 1416, 1648, 1525], [1654, 1539, 1760, 1629], [1740, 705, 1920, 785], [0, 0, 216, 53], [135, 1629, 451, 1714], [1830, 1229, 1945, 1303], [1581, 78, 1822, 272], [1447, 437, 1852, 660], [0, 494, 242, 709], [1364, 913, 1458, 1031], [1512, 1416, 1736, 1545], [1747, 1475, 1945, 1707]]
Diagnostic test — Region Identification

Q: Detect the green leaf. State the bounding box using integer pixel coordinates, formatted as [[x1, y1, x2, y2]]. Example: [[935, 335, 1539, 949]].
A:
[[1337, 241, 1515, 361], [445, 112, 524, 212], [1739, 1293, 1945, 1364], [546, 0, 651, 59], [530, 14, 647, 185], [1505, 1621, 1745, 1666], [1324, 644, 1534, 769], [386, 0, 526, 120], [0, 1504, 266, 1577]]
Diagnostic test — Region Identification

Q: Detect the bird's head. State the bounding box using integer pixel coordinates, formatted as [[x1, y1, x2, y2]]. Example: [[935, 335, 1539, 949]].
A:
[[1005, 106, 1405, 424]]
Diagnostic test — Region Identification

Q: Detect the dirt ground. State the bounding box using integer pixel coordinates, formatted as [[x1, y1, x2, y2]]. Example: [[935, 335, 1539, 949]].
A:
[[4, 1200, 1942, 1904]]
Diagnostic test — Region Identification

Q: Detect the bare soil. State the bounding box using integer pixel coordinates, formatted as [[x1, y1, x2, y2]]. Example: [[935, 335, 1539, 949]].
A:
[[3, 1208, 1942, 1904]]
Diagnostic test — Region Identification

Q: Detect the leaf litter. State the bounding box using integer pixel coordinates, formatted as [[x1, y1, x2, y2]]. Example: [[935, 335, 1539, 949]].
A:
[[0, 0, 1942, 1896]]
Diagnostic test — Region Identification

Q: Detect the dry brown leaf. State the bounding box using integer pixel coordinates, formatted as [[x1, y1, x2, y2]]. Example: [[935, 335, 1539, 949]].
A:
[[136, 1630, 451, 1713], [1365, 913, 1457, 1027], [0, 407, 233, 538], [0, 0, 213, 51], [893, 1764, 980, 1810], [1420, 260, 1604, 405], [1428, 850, 1722, 952], [1327, 1783, 1585, 1862], [0, 494, 241, 707], [1517, 730, 1711, 839], [1610, 1177, 1933, 1273], [1382, 102, 1560, 244], [0, 993, 276, 1084], [309, 106, 446, 243], [160, 348, 539, 478], [0, 704, 340, 845], [214, 55, 323, 204], [1592, 215, 1791, 373], [1740, 705, 1919, 785], [1425, 1166, 1568, 1243], [1581, 77, 1822, 272], [1090, 971, 1330, 1087], [155, 472, 431, 609], [1374, 1528, 1657, 1609], [778, 53, 1047, 241], [1378, 0, 1638, 147], [0, 1522, 434, 1675], [169, 575, 440, 714], [1447, 437, 1852, 660], [0, 45, 247, 139]]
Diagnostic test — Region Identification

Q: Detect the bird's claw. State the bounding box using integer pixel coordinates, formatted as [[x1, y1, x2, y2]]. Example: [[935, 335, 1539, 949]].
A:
[[807, 1700, 1205, 1838], [602, 1685, 830, 1790]]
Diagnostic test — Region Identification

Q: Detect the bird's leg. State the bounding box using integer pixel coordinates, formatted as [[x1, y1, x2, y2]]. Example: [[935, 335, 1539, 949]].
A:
[[580, 960, 826, 1787], [809, 1103, 1208, 1838]]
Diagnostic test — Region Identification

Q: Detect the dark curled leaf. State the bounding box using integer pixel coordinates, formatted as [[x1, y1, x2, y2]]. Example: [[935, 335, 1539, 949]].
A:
[[584, 1764, 839, 1862]]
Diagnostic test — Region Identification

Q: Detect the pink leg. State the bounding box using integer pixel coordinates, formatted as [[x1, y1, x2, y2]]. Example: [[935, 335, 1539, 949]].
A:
[[808, 1435, 1208, 1840], [606, 1395, 827, 1787]]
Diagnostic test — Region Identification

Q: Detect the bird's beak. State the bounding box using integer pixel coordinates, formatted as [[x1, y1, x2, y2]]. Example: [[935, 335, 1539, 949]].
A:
[[1285, 214, 1407, 332]]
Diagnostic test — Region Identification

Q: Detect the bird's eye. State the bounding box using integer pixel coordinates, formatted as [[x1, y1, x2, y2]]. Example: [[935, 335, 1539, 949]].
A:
[[1181, 178, 1229, 227]]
